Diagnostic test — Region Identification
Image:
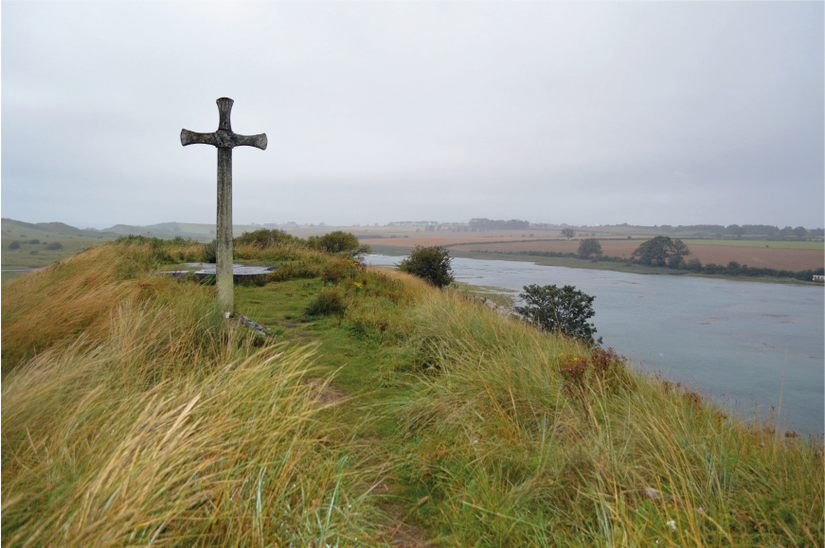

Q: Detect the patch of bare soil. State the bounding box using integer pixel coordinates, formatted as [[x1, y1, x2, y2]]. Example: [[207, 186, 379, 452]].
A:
[[375, 486, 434, 547], [304, 378, 350, 406], [286, 331, 313, 343], [388, 517, 433, 547]]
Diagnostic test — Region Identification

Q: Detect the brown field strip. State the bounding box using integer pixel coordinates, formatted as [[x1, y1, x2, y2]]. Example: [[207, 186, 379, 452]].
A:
[[359, 232, 539, 248], [449, 240, 824, 271]]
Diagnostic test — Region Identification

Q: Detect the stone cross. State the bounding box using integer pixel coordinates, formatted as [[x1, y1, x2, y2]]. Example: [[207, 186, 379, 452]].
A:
[[181, 97, 267, 316]]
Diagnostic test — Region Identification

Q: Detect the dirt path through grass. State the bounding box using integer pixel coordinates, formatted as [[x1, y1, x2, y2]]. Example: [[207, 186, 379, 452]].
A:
[[236, 281, 436, 546]]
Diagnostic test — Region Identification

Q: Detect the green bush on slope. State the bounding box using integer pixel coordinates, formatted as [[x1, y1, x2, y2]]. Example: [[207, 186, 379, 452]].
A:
[[398, 245, 455, 288]]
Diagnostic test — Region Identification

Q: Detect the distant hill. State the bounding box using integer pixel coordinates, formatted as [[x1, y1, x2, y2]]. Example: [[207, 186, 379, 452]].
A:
[[104, 223, 194, 238], [1, 219, 122, 274], [1, 218, 120, 239], [3, 218, 298, 243], [104, 222, 230, 240]]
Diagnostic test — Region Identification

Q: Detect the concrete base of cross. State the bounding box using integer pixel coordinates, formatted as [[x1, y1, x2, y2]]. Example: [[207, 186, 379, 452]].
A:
[[160, 262, 277, 284]]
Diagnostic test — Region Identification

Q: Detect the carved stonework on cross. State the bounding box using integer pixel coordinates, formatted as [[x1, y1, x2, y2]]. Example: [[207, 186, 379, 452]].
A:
[[181, 97, 267, 316]]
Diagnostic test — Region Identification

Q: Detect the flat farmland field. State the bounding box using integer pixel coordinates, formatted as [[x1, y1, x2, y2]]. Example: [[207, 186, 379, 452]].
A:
[[358, 228, 563, 249], [451, 239, 824, 271], [357, 226, 824, 272], [681, 239, 823, 250]]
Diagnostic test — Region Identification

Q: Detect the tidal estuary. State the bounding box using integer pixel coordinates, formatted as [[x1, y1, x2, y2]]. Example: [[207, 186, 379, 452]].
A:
[[367, 254, 825, 436]]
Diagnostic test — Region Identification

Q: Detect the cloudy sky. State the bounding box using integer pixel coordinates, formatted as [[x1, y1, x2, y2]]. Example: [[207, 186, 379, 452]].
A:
[[2, 1, 823, 229]]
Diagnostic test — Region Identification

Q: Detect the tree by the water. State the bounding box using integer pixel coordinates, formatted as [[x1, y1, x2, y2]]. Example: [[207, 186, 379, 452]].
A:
[[577, 238, 603, 259], [398, 245, 454, 288], [631, 236, 690, 268], [516, 284, 600, 345]]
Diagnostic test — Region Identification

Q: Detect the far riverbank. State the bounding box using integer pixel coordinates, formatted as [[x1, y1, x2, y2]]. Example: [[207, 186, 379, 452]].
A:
[[368, 244, 824, 286], [367, 253, 825, 436]]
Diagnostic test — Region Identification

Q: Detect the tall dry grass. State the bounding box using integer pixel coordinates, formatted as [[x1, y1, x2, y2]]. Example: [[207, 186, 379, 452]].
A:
[[4, 239, 822, 546], [2, 242, 384, 545], [389, 290, 824, 545], [1, 242, 202, 375]]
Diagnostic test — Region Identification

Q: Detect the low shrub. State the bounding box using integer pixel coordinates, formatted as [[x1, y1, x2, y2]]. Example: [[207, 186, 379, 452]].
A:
[[304, 286, 348, 316], [398, 246, 454, 288], [559, 347, 634, 396], [308, 231, 371, 259], [323, 258, 362, 283], [267, 260, 324, 282], [235, 228, 302, 248], [202, 240, 217, 263]]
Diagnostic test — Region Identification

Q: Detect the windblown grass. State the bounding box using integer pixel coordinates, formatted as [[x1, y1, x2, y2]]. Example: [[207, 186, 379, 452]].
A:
[[1, 241, 211, 375], [2, 242, 383, 546], [385, 290, 824, 545], [3, 239, 822, 546]]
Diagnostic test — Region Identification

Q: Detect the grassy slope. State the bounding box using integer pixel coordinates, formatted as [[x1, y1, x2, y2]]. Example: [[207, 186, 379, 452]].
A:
[[0, 219, 118, 273], [1, 218, 258, 275], [2, 240, 823, 546]]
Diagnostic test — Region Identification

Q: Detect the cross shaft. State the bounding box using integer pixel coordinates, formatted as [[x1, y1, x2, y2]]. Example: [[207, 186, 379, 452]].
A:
[[181, 97, 267, 316]]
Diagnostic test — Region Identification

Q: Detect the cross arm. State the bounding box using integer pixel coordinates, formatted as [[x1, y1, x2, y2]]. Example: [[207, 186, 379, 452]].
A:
[[180, 129, 267, 150]]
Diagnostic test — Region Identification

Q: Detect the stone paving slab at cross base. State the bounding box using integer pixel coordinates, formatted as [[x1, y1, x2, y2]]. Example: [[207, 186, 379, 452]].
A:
[[161, 263, 277, 283]]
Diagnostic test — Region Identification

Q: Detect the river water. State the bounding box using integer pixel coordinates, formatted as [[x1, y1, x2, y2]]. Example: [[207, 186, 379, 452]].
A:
[[366, 254, 824, 436]]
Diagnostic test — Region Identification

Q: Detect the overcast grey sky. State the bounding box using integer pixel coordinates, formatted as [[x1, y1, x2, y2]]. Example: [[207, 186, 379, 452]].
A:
[[2, 1, 823, 229]]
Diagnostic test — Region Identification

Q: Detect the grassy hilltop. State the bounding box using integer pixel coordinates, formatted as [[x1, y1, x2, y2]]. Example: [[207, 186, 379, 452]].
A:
[[2, 238, 823, 546]]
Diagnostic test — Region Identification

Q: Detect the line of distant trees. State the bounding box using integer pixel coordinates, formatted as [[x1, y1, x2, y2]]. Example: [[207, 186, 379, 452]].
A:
[[630, 224, 824, 240], [433, 221, 823, 240], [469, 218, 530, 231]]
